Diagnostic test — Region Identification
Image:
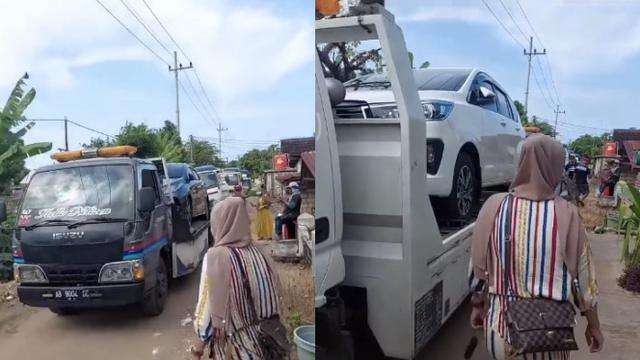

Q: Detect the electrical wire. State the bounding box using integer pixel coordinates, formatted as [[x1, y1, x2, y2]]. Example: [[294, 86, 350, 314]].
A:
[[118, 0, 172, 55], [140, 0, 222, 123], [177, 78, 215, 127], [29, 118, 115, 138], [93, 0, 170, 66], [496, 0, 528, 42], [480, 0, 525, 48]]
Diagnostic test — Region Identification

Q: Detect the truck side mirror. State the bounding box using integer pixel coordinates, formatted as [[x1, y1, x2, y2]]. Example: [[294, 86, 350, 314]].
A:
[[0, 201, 6, 223], [138, 187, 156, 213]]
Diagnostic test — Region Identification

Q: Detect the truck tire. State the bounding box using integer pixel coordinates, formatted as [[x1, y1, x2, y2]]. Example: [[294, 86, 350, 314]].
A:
[[49, 306, 79, 316], [441, 152, 479, 220], [142, 258, 168, 316]]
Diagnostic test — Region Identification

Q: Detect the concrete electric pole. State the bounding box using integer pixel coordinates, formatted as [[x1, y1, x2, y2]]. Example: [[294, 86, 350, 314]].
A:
[[216, 123, 228, 159], [553, 105, 565, 139], [168, 51, 193, 137], [63, 116, 69, 151], [523, 36, 546, 114]]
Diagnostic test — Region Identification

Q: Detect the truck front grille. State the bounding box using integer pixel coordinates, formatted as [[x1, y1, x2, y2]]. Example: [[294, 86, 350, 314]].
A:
[[41, 264, 102, 286]]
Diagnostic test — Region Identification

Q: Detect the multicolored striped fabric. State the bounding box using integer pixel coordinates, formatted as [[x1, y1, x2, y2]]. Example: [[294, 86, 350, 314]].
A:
[[485, 196, 572, 360], [193, 245, 279, 359]]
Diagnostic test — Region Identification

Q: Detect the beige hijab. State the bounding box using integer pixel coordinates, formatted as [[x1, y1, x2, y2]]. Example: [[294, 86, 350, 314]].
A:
[[472, 135, 587, 285], [206, 197, 252, 327]]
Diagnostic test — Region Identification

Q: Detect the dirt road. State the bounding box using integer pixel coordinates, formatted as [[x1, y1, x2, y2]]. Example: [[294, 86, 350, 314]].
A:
[[0, 250, 312, 360], [418, 232, 640, 360]]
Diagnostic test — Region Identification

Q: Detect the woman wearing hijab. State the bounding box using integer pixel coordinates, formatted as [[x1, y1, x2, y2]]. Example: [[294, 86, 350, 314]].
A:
[[190, 197, 283, 359], [470, 135, 603, 359]]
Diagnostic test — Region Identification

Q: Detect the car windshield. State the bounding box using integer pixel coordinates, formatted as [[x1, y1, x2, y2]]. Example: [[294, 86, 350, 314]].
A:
[[200, 172, 219, 187], [166, 164, 185, 179], [223, 173, 240, 186], [344, 69, 471, 91], [20, 165, 134, 225]]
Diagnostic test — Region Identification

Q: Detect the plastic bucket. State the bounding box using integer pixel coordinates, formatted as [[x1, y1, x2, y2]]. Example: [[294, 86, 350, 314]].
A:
[[293, 325, 315, 360]]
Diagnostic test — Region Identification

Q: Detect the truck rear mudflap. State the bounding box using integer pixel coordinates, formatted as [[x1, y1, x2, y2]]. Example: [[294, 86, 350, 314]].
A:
[[17, 282, 144, 308]]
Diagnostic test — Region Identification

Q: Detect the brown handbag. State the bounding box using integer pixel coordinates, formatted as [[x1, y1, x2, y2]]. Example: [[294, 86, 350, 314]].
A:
[[501, 195, 579, 355], [230, 248, 290, 359]]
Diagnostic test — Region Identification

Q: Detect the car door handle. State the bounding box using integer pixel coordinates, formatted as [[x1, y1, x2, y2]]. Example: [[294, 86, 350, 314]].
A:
[[500, 121, 507, 127]]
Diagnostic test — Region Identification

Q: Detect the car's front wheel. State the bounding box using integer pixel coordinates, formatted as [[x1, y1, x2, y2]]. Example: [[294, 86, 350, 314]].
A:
[[440, 152, 479, 220]]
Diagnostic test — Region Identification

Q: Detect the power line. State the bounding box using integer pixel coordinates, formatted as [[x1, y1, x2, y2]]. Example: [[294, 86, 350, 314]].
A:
[[177, 77, 212, 127], [93, 0, 170, 66], [534, 56, 557, 107], [140, 0, 222, 123], [531, 66, 555, 111], [183, 71, 217, 124], [117, 0, 172, 55], [496, 0, 528, 42], [480, 0, 525, 48], [512, 0, 562, 105]]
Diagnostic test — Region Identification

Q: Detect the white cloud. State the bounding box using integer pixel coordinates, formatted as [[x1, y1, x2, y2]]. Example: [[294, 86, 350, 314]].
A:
[[0, 0, 312, 99], [391, 0, 640, 79]]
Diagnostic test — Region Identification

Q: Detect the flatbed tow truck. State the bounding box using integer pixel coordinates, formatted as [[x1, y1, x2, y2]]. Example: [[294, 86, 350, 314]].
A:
[[1, 146, 209, 316], [315, 4, 479, 359]]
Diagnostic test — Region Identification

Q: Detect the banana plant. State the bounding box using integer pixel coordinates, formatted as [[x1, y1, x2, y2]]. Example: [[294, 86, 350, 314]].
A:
[[0, 73, 52, 178], [617, 181, 640, 267]]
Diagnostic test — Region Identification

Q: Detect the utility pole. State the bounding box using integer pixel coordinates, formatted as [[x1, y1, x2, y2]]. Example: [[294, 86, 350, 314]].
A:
[[553, 105, 565, 139], [189, 135, 194, 164], [168, 51, 193, 137], [523, 36, 546, 114], [63, 116, 69, 151], [216, 123, 228, 159]]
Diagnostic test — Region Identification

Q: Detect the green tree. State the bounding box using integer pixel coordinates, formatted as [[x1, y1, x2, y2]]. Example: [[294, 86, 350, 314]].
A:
[[568, 133, 611, 158], [81, 137, 114, 148], [238, 145, 280, 177], [184, 139, 223, 166], [0, 74, 52, 193], [115, 122, 159, 158], [514, 100, 528, 123]]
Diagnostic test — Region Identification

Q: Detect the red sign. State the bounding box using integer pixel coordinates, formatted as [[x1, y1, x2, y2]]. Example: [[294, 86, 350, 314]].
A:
[[273, 154, 289, 171]]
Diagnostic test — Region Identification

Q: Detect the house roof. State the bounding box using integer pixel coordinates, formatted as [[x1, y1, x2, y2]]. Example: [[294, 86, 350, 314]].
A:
[[622, 140, 640, 169], [301, 151, 315, 178]]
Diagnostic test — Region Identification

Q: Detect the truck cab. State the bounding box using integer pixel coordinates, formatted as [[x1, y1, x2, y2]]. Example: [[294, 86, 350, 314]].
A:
[[5, 147, 208, 316]]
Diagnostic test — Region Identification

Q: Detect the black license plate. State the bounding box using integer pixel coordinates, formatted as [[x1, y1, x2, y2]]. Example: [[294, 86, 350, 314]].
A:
[[42, 288, 103, 301]]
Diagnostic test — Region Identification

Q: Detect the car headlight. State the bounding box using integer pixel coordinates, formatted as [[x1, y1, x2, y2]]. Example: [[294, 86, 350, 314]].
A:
[[422, 101, 453, 121], [99, 260, 144, 283], [14, 264, 48, 284]]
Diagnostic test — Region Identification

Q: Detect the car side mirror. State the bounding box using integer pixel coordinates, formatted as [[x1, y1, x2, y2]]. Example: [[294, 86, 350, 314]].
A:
[[0, 201, 6, 223], [138, 187, 156, 213], [477, 86, 496, 104]]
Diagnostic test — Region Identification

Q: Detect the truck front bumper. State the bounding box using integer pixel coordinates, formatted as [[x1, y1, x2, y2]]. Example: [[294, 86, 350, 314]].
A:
[[17, 282, 145, 308]]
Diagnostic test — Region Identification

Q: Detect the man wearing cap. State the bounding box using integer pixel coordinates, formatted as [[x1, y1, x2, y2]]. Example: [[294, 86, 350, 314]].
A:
[[275, 182, 302, 240]]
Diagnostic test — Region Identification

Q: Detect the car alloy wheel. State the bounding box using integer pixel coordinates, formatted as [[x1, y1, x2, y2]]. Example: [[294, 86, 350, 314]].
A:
[[456, 165, 474, 217]]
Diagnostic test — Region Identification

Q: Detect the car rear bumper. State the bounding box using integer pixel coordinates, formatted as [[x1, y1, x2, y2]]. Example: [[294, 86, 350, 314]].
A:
[[17, 282, 145, 308]]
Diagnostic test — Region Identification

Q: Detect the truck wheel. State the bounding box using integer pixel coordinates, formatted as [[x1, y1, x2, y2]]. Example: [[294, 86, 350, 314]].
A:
[[142, 258, 168, 316], [441, 152, 479, 220], [49, 306, 79, 316]]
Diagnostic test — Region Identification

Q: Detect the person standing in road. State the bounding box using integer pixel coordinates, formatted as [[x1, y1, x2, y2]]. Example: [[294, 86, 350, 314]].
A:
[[255, 186, 275, 240], [189, 197, 287, 359], [565, 156, 591, 200], [274, 181, 302, 240], [470, 135, 603, 359]]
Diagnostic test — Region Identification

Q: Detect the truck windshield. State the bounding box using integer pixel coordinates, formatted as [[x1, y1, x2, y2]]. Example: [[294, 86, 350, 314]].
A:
[[200, 172, 219, 188], [20, 165, 134, 226], [223, 173, 240, 186]]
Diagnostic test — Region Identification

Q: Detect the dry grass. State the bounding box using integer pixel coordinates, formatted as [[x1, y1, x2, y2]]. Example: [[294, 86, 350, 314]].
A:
[[579, 191, 610, 231]]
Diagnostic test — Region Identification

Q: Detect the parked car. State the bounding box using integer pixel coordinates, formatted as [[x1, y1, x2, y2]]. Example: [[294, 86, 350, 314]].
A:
[[337, 67, 525, 219], [197, 169, 228, 206], [194, 164, 218, 173], [220, 171, 242, 188], [166, 163, 209, 227], [239, 170, 252, 188]]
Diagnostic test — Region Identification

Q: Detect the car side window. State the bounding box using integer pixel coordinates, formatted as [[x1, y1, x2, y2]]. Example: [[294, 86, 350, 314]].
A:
[[478, 80, 497, 112], [494, 87, 510, 119]]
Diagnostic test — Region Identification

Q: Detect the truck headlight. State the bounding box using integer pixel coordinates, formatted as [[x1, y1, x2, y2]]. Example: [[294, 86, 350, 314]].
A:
[[14, 264, 48, 284], [99, 260, 144, 283]]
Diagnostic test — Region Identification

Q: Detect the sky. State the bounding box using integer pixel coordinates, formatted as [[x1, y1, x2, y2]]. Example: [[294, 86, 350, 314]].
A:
[[0, 0, 312, 169], [3, 0, 640, 169], [384, 0, 640, 142]]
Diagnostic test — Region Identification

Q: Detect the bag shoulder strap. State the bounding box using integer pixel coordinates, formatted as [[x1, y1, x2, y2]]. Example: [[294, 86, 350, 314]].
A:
[[503, 194, 514, 297]]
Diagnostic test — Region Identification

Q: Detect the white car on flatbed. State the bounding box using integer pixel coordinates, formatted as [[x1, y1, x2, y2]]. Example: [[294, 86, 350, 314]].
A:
[[336, 68, 525, 219]]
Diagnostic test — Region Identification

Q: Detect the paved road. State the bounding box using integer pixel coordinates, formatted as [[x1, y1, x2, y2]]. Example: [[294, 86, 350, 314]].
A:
[[0, 269, 201, 360], [418, 232, 640, 360]]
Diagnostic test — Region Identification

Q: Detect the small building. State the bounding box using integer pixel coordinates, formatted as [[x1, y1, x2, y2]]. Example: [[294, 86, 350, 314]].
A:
[[612, 129, 640, 173]]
